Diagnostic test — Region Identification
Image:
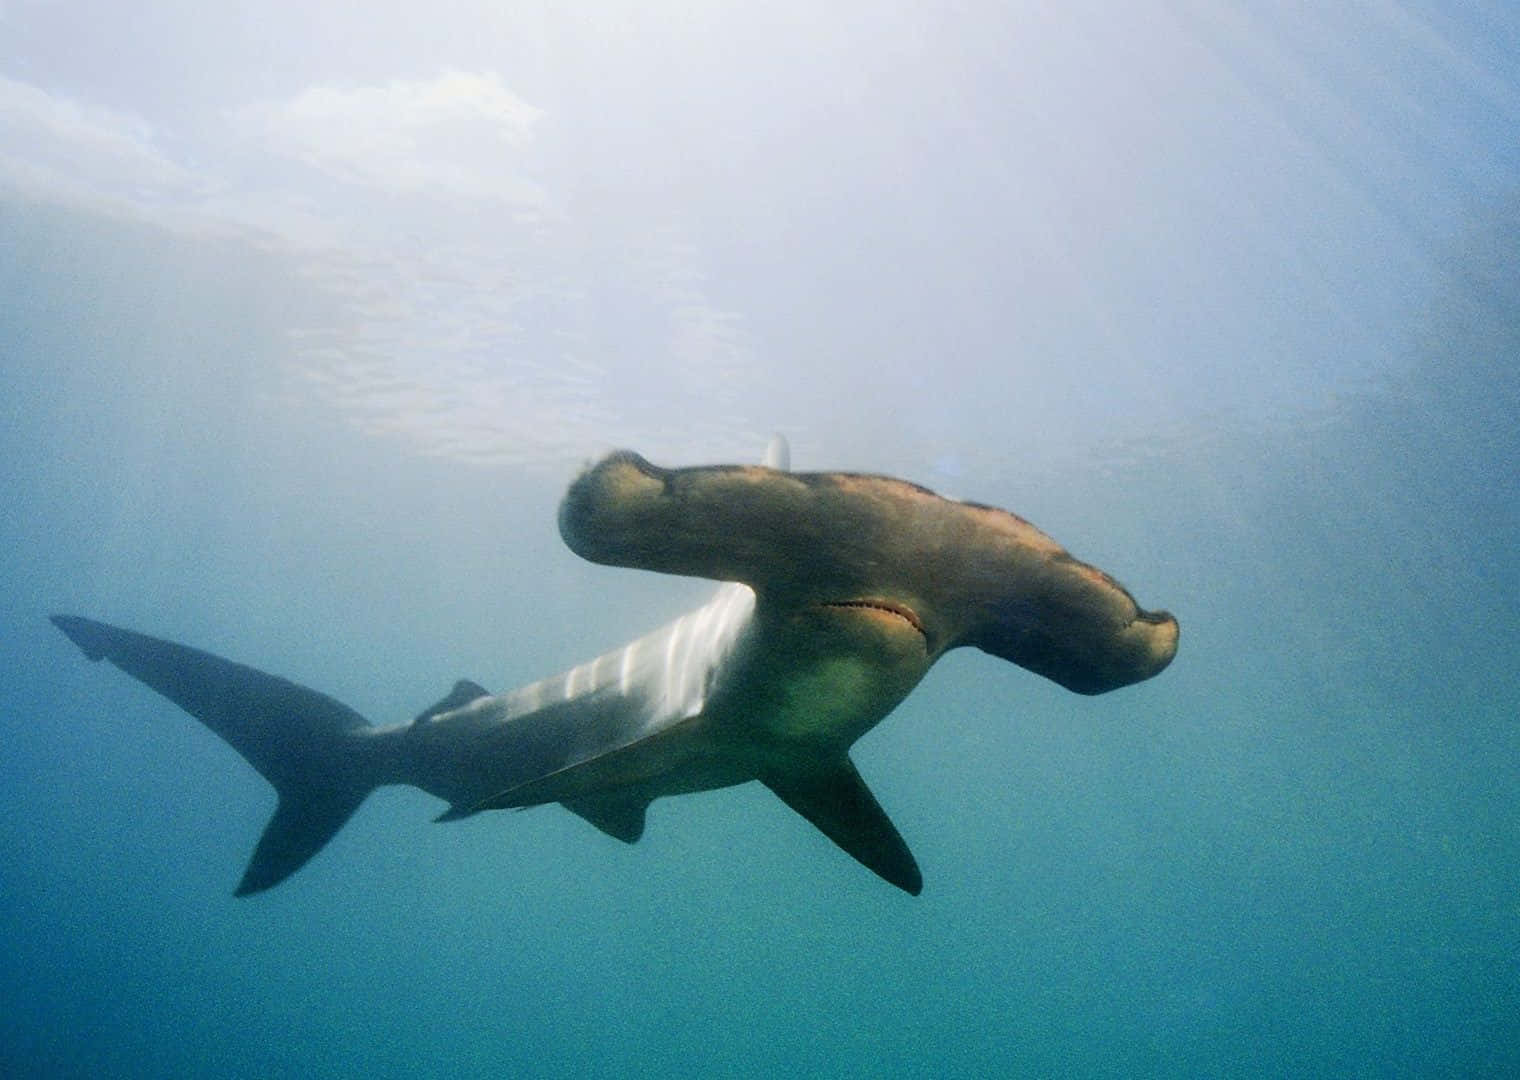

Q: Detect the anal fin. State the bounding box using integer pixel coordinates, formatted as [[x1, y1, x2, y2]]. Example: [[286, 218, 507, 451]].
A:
[[761, 757, 922, 895]]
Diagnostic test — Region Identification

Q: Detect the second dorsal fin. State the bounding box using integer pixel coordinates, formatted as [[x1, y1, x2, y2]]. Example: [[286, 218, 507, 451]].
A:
[[413, 679, 490, 725]]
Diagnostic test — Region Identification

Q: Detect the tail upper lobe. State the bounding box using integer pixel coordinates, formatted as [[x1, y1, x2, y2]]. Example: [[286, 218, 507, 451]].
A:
[[52, 615, 374, 895]]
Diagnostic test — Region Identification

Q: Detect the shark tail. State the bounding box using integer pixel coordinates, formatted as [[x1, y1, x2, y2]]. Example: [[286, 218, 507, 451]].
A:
[[51, 615, 378, 896]]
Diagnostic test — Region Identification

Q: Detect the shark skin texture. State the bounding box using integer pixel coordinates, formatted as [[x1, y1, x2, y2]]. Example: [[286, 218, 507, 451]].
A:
[[52, 443, 1177, 897]]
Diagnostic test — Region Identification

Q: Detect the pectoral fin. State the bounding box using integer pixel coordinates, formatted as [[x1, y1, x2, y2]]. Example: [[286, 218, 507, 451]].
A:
[[762, 758, 922, 895]]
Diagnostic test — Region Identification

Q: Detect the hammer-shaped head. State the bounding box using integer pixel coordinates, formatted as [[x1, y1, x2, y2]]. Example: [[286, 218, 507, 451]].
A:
[[559, 452, 1178, 695]]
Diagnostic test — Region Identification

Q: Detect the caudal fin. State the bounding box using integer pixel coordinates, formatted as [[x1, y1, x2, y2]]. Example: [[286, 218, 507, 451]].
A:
[[51, 615, 374, 896]]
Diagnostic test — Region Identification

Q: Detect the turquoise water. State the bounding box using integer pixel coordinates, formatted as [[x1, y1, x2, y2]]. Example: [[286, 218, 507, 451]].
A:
[[3, 5, 1519, 1077], [4, 206, 1516, 1077]]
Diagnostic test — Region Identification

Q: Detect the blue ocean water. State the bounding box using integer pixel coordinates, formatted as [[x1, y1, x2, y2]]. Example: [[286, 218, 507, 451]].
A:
[[3, 201, 1516, 1078], [3, 6, 1519, 1077]]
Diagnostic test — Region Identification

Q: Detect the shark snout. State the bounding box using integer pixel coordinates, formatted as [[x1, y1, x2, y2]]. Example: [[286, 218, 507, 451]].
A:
[[984, 604, 1178, 695]]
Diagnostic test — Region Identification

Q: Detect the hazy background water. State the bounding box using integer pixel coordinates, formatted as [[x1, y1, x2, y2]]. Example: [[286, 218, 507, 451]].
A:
[[2, 3, 1517, 1077]]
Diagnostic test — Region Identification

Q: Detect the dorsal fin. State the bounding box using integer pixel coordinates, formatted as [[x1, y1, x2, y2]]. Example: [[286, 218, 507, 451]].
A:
[[761, 756, 922, 895], [413, 679, 490, 725]]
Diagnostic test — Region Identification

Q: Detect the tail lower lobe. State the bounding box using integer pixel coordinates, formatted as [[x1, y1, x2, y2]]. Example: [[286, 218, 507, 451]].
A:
[[52, 615, 374, 895]]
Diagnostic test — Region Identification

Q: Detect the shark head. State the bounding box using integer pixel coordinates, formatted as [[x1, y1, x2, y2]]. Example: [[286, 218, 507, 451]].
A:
[[948, 531, 1179, 694], [558, 451, 1177, 694]]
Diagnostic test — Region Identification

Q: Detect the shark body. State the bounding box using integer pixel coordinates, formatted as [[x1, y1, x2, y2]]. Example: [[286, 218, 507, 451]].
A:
[[53, 442, 1178, 896]]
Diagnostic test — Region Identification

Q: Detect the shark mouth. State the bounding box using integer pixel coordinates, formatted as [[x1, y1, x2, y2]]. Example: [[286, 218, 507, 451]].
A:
[[820, 599, 929, 642]]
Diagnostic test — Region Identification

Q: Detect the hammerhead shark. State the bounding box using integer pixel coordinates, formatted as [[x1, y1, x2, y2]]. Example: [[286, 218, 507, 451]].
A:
[[52, 441, 1177, 896]]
